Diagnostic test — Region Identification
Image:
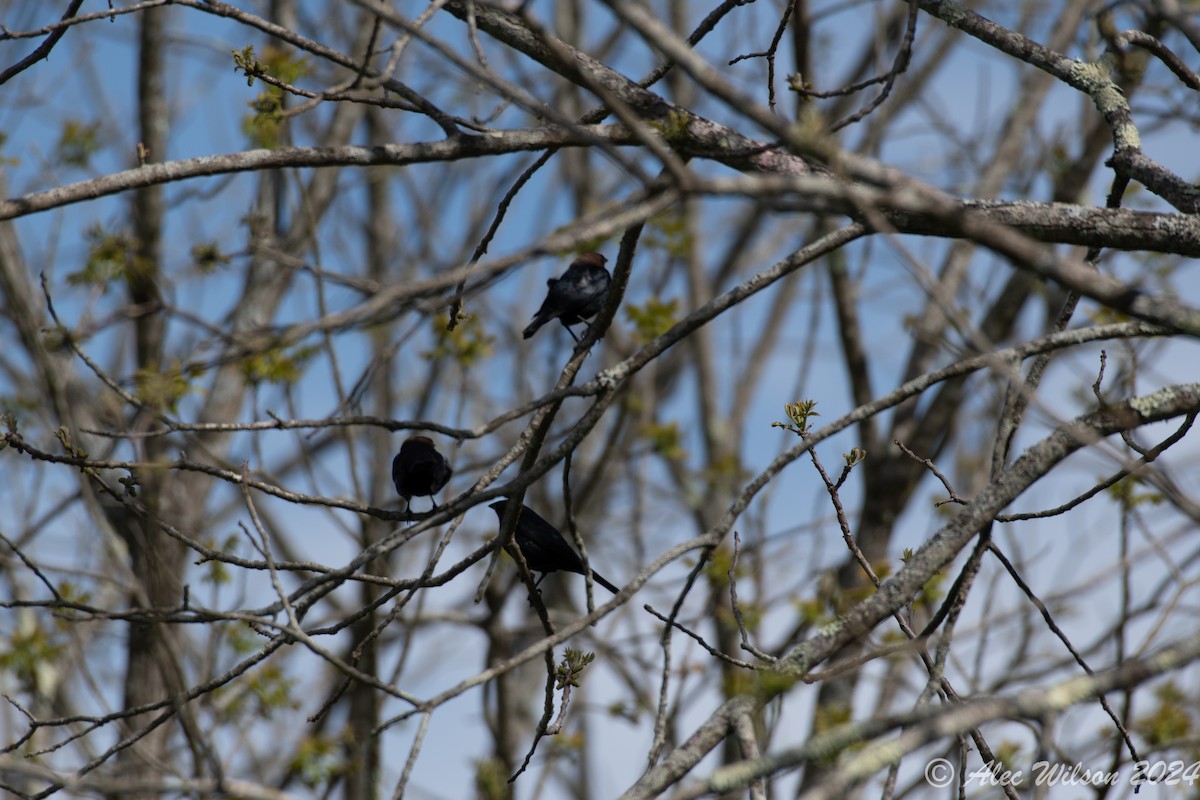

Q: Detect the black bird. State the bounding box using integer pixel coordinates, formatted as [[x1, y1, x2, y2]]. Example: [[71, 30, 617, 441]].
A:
[[522, 252, 611, 342], [489, 500, 619, 593], [392, 435, 452, 513]]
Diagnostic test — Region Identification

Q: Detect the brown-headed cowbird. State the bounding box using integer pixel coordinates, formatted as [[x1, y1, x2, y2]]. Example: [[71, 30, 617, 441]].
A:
[[521, 252, 612, 343], [489, 500, 619, 593], [392, 435, 452, 513]]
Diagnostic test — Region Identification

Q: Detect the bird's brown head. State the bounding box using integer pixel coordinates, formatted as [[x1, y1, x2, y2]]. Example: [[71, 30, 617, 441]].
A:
[[404, 435, 435, 446], [575, 252, 607, 267]]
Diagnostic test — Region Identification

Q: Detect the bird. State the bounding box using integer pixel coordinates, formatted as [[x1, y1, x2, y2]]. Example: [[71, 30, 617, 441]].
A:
[[489, 500, 619, 593], [392, 435, 452, 513], [521, 252, 612, 343]]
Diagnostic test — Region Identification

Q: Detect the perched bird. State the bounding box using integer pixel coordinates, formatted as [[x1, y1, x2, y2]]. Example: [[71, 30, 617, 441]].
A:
[[522, 252, 612, 342], [489, 500, 619, 593], [392, 435, 452, 513]]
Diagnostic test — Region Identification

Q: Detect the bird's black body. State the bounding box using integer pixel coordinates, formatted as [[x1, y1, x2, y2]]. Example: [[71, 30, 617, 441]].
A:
[[489, 500, 619, 593], [522, 252, 612, 342], [392, 435, 452, 512]]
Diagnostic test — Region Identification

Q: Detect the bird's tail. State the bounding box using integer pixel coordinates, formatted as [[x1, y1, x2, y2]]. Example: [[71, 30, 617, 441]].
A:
[[589, 571, 620, 594], [522, 314, 548, 339]]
